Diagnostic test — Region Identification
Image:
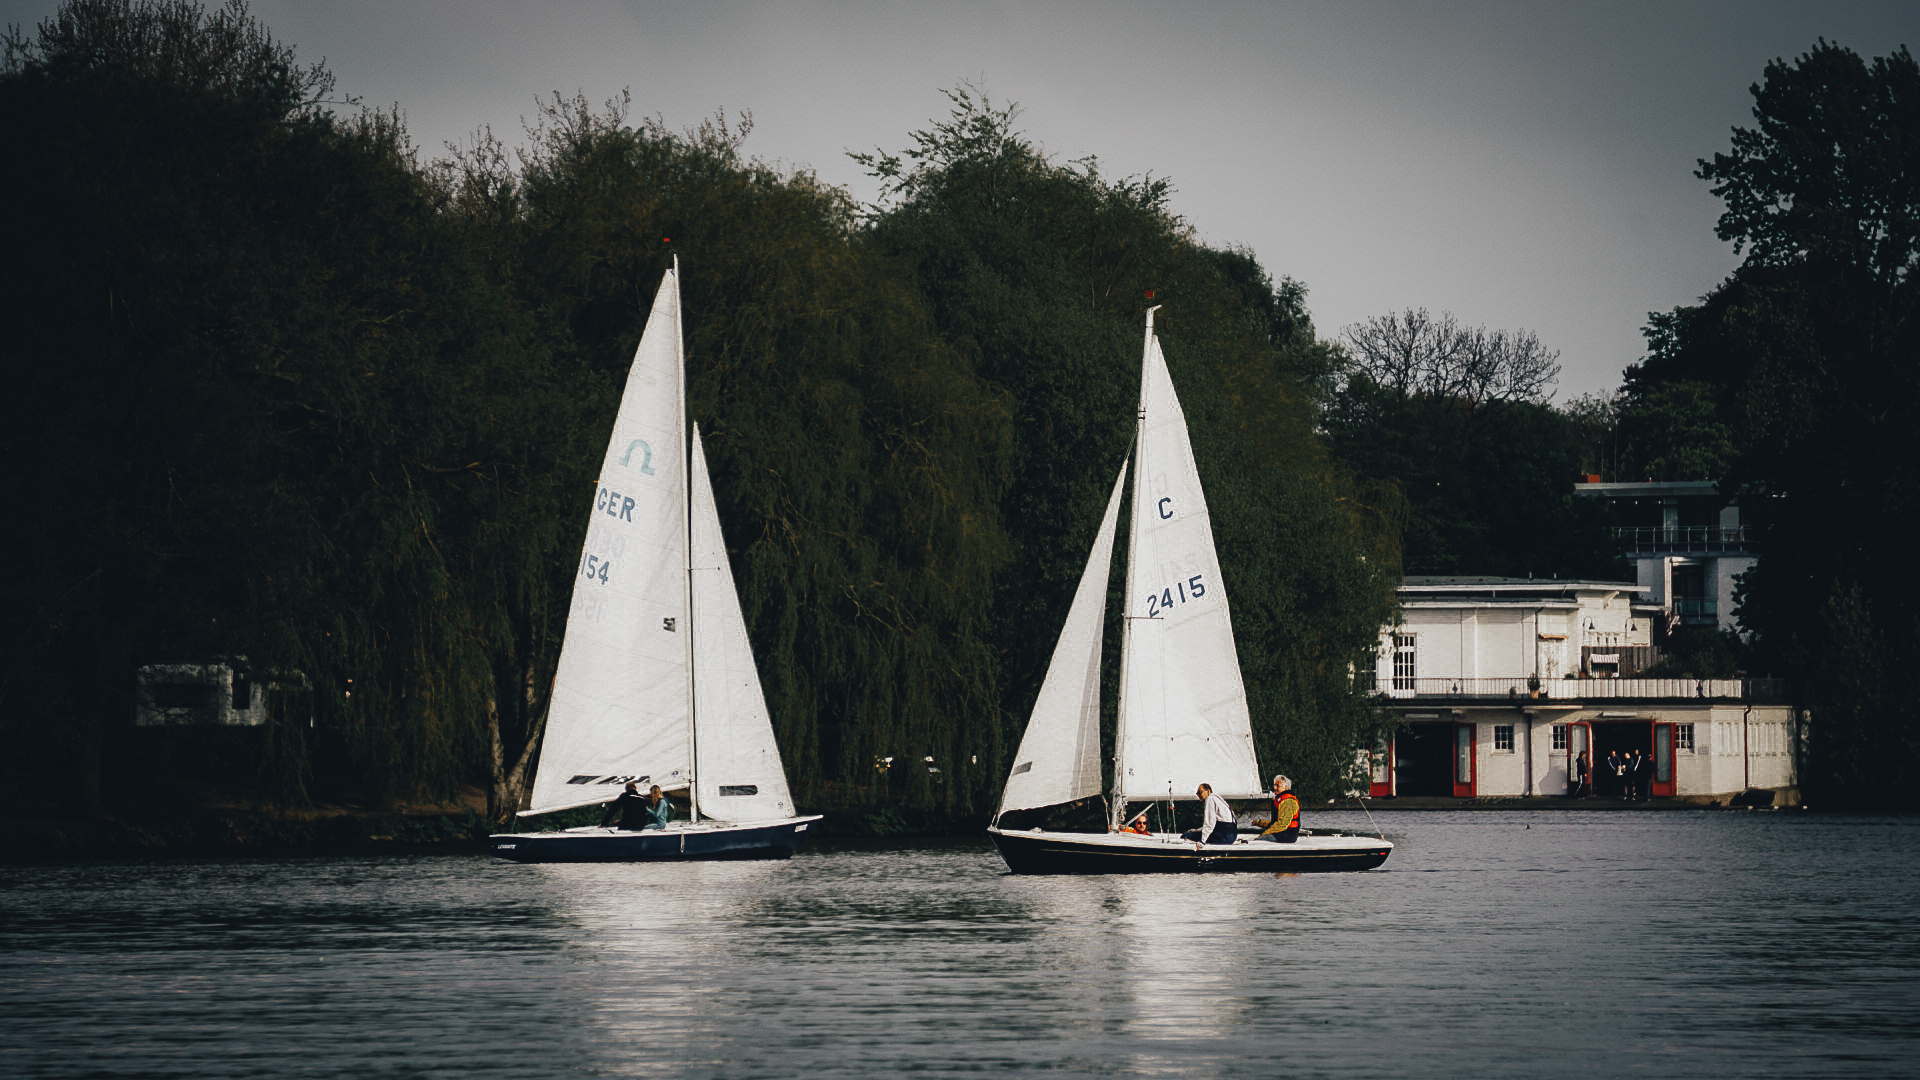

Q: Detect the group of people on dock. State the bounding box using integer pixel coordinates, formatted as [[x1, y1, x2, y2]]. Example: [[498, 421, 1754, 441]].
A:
[[1569, 749, 1655, 801]]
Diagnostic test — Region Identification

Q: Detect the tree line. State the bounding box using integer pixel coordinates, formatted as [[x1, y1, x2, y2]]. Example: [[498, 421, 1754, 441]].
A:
[[0, 1, 1397, 822], [6, 2, 1907, 817]]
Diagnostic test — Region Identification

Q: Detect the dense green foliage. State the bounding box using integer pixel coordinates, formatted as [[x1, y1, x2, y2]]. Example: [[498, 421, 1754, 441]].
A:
[[1322, 376, 1621, 580], [855, 90, 1401, 797], [2, 3, 1398, 820], [1626, 41, 1919, 807]]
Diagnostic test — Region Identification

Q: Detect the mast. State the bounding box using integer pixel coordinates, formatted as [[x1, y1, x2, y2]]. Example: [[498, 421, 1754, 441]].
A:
[[674, 255, 700, 826], [1110, 304, 1159, 831]]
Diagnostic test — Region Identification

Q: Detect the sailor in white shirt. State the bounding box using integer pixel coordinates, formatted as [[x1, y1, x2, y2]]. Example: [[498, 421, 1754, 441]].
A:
[[1182, 783, 1239, 847]]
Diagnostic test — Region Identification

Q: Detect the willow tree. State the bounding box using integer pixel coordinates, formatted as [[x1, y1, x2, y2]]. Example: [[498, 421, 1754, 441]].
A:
[[0, 0, 594, 811], [855, 89, 1401, 798], [449, 93, 1017, 818]]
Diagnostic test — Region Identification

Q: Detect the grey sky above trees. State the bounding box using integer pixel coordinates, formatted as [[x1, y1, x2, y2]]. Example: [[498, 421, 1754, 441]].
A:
[[6, 0, 1906, 396]]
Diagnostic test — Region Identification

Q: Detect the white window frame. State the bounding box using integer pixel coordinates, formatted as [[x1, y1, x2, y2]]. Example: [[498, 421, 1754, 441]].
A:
[[1551, 723, 1568, 751], [1493, 725, 1515, 753], [1392, 633, 1417, 690], [1675, 723, 1695, 753]]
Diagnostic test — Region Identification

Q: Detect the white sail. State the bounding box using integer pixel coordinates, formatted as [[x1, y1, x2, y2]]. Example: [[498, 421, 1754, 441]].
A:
[[689, 425, 797, 823], [526, 266, 692, 815], [1114, 319, 1261, 802], [996, 458, 1130, 819]]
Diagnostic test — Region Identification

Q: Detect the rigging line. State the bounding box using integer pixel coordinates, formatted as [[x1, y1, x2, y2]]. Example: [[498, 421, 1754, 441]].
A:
[[1349, 792, 1383, 838]]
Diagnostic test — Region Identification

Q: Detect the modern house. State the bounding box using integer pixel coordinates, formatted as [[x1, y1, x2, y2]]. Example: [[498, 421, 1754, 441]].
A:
[[1570, 479, 1753, 635], [1368, 577, 1797, 802]]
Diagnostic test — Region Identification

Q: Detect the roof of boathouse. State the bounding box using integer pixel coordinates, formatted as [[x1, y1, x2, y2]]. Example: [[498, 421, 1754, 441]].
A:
[[1398, 577, 1653, 607]]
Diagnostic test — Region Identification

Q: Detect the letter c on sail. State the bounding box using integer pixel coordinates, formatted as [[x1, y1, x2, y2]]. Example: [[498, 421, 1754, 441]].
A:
[[1158, 497, 1173, 520], [619, 440, 657, 475]]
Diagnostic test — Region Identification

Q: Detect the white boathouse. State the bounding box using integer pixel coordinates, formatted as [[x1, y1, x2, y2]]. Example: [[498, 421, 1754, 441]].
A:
[[1369, 577, 1798, 802]]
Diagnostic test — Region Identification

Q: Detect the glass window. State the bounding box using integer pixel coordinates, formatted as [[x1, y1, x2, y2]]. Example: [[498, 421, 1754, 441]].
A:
[[1675, 723, 1695, 752], [1493, 725, 1514, 752], [1392, 633, 1417, 690], [1551, 723, 1568, 750]]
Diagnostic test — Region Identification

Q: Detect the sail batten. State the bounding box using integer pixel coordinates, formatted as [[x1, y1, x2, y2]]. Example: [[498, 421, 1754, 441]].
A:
[[996, 459, 1129, 819]]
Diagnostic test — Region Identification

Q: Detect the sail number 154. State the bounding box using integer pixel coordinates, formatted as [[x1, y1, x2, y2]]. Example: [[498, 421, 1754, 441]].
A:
[[1145, 575, 1207, 617]]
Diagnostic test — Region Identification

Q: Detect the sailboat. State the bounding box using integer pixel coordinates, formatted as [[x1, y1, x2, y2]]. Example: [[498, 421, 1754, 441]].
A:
[[986, 308, 1392, 873], [490, 261, 822, 863]]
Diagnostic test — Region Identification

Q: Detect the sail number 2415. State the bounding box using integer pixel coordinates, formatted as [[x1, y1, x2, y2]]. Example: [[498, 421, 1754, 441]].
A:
[[1145, 575, 1207, 617]]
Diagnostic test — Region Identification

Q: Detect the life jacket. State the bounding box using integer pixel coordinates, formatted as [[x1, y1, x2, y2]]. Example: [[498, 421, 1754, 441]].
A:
[[1271, 792, 1300, 831]]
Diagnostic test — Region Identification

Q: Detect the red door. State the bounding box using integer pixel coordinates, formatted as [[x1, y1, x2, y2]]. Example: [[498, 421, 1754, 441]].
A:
[[1571, 721, 1592, 796], [1651, 722, 1676, 797], [1451, 722, 1476, 798], [1370, 734, 1395, 797]]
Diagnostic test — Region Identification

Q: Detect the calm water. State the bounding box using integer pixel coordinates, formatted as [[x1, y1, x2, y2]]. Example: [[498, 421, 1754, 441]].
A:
[[4, 811, 1917, 1079]]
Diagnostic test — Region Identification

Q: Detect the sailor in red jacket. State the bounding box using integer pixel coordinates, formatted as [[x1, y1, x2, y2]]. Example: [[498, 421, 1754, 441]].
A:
[[1258, 774, 1301, 843]]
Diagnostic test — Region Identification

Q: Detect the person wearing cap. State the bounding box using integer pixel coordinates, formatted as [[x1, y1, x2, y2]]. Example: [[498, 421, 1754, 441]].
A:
[[1180, 783, 1238, 847], [601, 782, 652, 830], [1256, 774, 1301, 843]]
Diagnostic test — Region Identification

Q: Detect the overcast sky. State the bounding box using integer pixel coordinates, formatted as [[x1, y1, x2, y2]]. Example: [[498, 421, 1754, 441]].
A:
[[7, 0, 1912, 397]]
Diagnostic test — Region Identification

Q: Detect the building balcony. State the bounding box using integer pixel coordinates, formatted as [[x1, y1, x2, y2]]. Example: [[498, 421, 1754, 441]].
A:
[[1376, 675, 1789, 703], [1612, 526, 1749, 554]]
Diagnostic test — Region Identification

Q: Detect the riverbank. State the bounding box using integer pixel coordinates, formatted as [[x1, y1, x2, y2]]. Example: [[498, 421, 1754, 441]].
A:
[[1346, 787, 1800, 811], [2, 787, 1806, 861], [0, 797, 986, 862]]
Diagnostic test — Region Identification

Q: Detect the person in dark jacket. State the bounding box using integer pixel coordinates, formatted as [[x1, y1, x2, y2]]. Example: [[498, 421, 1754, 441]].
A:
[[1634, 749, 1656, 802], [601, 782, 652, 830], [1606, 750, 1625, 798]]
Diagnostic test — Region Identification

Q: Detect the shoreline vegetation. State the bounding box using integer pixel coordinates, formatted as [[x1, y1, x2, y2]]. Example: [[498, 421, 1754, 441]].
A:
[[4, 1, 1913, 827], [2, 789, 1809, 862]]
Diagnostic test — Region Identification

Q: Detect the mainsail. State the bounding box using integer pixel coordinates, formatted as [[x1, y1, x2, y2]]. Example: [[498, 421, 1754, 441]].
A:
[[525, 267, 693, 815], [995, 459, 1129, 819], [1114, 312, 1261, 803], [689, 425, 797, 823]]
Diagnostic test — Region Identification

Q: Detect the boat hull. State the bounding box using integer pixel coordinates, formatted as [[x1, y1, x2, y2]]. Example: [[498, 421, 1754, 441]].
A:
[[988, 827, 1392, 874], [489, 816, 823, 863]]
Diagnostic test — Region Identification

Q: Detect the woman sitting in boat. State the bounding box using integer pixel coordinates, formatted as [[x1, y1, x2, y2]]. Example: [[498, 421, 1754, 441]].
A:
[[642, 785, 672, 829], [1255, 774, 1300, 844], [1181, 783, 1239, 847]]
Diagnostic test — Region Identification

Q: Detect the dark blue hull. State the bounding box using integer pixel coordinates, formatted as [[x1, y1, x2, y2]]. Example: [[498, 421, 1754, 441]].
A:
[[989, 827, 1393, 874], [489, 816, 822, 863]]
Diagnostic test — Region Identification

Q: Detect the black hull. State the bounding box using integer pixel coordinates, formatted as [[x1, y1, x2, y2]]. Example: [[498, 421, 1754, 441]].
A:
[[989, 827, 1392, 874], [489, 816, 822, 863]]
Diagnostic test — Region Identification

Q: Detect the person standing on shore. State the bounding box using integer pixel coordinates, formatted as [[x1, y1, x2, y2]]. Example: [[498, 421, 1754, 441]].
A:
[[1607, 750, 1625, 799], [1572, 752, 1590, 798], [1634, 750, 1655, 802]]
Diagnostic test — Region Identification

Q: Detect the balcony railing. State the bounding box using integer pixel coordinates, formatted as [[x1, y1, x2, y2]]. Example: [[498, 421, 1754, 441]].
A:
[[1378, 676, 1788, 702], [1612, 526, 1749, 553]]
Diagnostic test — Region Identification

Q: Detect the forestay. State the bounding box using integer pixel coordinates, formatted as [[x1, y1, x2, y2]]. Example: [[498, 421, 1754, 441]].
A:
[[525, 267, 693, 815], [1115, 317, 1261, 802], [689, 426, 797, 823], [996, 459, 1129, 819]]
